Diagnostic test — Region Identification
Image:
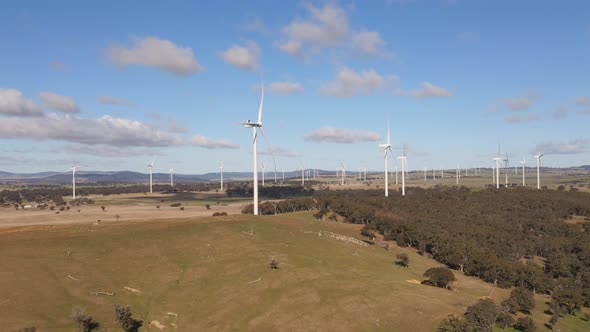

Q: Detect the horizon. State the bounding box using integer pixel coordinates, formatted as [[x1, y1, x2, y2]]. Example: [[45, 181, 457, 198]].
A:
[[1, 1, 589, 173]]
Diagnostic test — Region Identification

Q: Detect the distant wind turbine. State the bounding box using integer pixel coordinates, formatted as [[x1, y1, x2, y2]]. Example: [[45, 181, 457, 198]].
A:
[[520, 158, 526, 186], [340, 162, 346, 185], [147, 158, 155, 193], [378, 121, 393, 197], [301, 162, 305, 186], [534, 153, 544, 189], [398, 146, 407, 196], [71, 165, 78, 200], [170, 168, 174, 187], [219, 162, 224, 191], [503, 152, 509, 187]]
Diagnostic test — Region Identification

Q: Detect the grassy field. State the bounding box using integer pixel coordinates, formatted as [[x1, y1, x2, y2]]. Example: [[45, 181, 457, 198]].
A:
[[1, 212, 588, 331]]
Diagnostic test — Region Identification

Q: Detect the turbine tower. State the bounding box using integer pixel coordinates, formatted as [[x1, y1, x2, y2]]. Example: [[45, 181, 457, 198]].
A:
[[242, 82, 266, 215], [534, 153, 543, 189], [147, 158, 155, 193], [340, 162, 346, 185], [378, 121, 393, 197], [70, 165, 77, 200], [170, 168, 174, 187], [300, 162, 305, 186], [219, 161, 224, 191], [398, 146, 407, 196], [503, 152, 509, 187], [520, 157, 526, 186]]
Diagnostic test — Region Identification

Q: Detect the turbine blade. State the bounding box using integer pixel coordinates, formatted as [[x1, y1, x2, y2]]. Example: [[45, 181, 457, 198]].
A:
[[257, 82, 264, 123]]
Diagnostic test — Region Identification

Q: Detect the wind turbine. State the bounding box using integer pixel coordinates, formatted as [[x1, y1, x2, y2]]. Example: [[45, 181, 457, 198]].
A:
[[242, 82, 266, 215], [378, 122, 393, 197], [503, 152, 509, 187], [147, 158, 155, 193], [534, 153, 544, 189], [300, 162, 305, 186], [520, 157, 526, 186], [397, 146, 407, 196], [70, 165, 78, 200], [423, 167, 427, 182], [170, 168, 174, 187], [340, 162, 346, 185], [493, 146, 501, 189], [219, 162, 224, 191]]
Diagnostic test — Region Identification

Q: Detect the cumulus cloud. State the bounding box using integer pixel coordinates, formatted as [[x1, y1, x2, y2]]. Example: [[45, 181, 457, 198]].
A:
[[221, 41, 260, 70], [39, 91, 80, 113], [274, 40, 305, 60], [304, 126, 380, 143], [107, 36, 202, 75], [190, 135, 239, 149], [552, 105, 568, 119], [414, 82, 452, 99], [534, 139, 589, 155], [319, 68, 385, 97], [504, 112, 540, 123], [64, 143, 163, 158], [98, 95, 135, 108], [0, 88, 43, 117], [0, 113, 183, 146], [575, 96, 589, 106], [268, 81, 304, 95], [351, 31, 392, 58], [260, 147, 302, 158], [506, 97, 533, 111]]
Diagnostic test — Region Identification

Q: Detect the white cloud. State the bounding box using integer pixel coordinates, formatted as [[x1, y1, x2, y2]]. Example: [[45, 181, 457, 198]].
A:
[[552, 105, 568, 119], [0, 113, 183, 146], [304, 126, 380, 143], [268, 81, 304, 95], [319, 68, 385, 97], [414, 82, 452, 99], [0, 88, 43, 117], [506, 97, 533, 111], [260, 147, 302, 158], [107, 36, 202, 75], [98, 95, 135, 108], [273, 40, 305, 60], [221, 42, 260, 71], [351, 31, 392, 58], [505, 112, 540, 123], [575, 96, 589, 106], [39, 91, 80, 113], [190, 135, 239, 149], [534, 139, 589, 155]]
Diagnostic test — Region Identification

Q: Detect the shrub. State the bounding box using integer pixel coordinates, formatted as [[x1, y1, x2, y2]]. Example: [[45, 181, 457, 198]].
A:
[[205, 204, 211, 210], [423, 267, 455, 289], [71, 306, 100, 332], [212, 212, 228, 216], [514, 316, 536, 332], [100, 206, 106, 212], [396, 253, 409, 267], [114, 305, 142, 332], [170, 203, 181, 207], [270, 257, 279, 269]]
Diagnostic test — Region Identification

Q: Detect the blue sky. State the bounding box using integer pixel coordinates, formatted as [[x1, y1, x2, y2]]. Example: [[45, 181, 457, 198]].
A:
[[1, 0, 589, 174]]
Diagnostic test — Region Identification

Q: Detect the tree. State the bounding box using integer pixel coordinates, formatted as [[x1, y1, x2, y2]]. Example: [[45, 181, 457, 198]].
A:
[[396, 253, 409, 267], [205, 204, 211, 210], [437, 314, 471, 332], [71, 306, 100, 332], [100, 206, 106, 212], [502, 287, 535, 314], [114, 305, 143, 332], [464, 298, 499, 332], [552, 287, 583, 315], [423, 267, 456, 289], [514, 316, 536, 332]]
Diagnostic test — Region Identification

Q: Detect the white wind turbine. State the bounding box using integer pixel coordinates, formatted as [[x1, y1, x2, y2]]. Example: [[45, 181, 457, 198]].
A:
[[147, 158, 155, 193], [534, 152, 544, 189], [70, 165, 78, 200], [378, 122, 393, 197], [503, 152, 510, 187], [300, 162, 305, 186], [170, 168, 174, 187], [520, 157, 526, 186], [219, 161, 224, 191], [397, 146, 407, 196], [340, 162, 346, 185], [242, 82, 267, 215], [493, 146, 501, 189]]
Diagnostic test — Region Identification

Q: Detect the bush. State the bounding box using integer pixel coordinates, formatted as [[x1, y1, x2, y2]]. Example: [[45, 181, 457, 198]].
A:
[[514, 316, 536, 332], [212, 212, 228, 216], [270, 257, 279, 269], [114, 305, 143, 332], [503, 287, 535, 314], [423, 267, 456, 289], [71, 306, 100, 332], [205, 204, 211, 210], [396, 253, 409, 267], [170, 203, 182, 207], [464, 298, 499, 332]]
